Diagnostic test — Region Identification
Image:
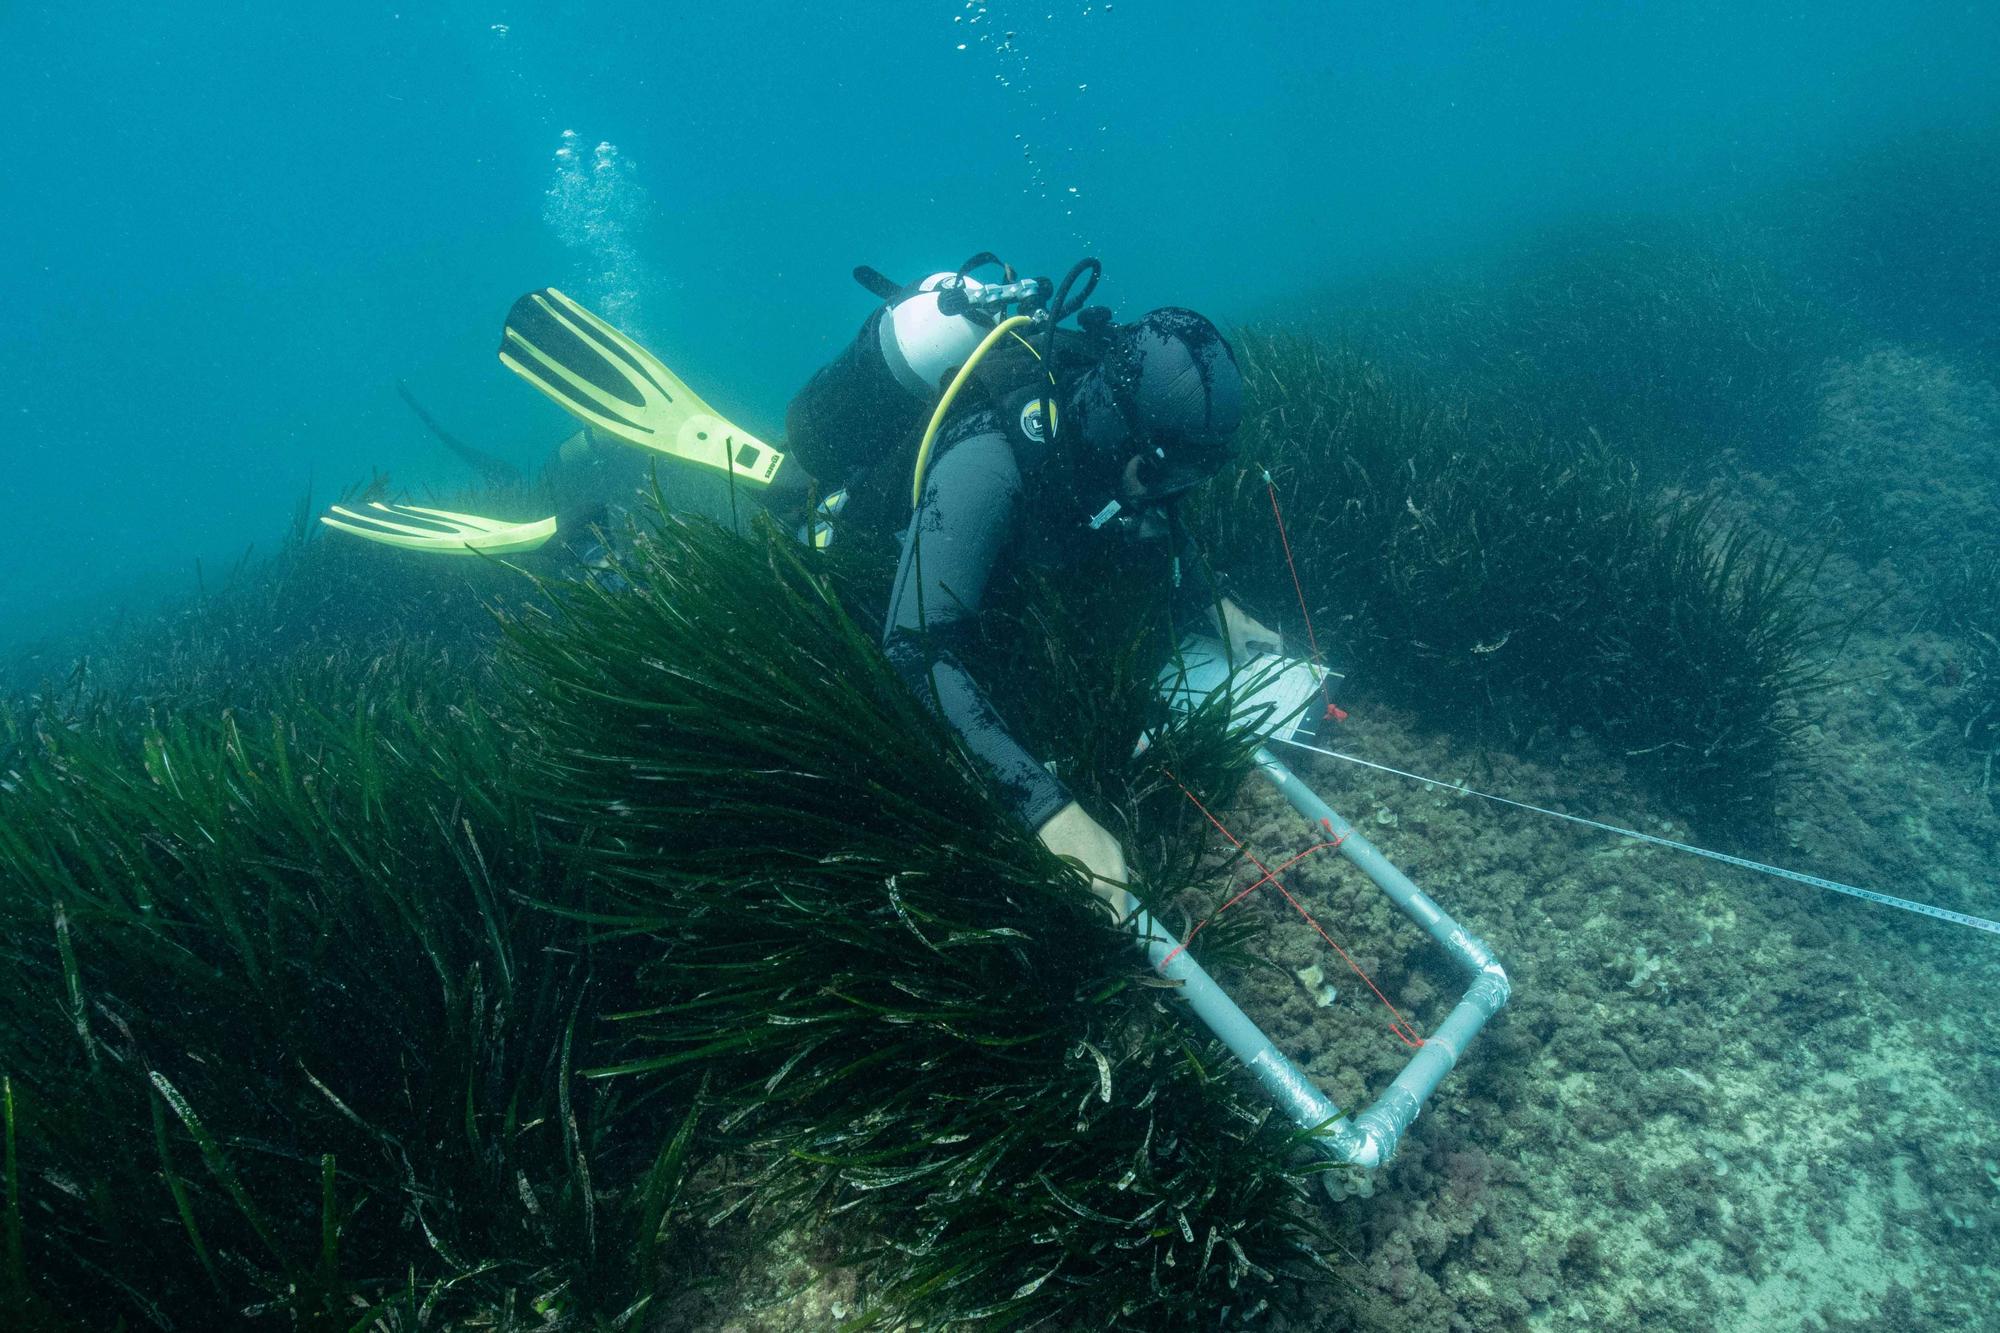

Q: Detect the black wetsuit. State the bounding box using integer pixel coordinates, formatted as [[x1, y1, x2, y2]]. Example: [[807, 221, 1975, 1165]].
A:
[[789, 304, 1243, 832]]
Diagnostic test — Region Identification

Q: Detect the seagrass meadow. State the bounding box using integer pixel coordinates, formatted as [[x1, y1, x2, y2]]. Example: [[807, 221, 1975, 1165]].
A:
[[0, 570, 1817, 1330], [0, 508, 1348, 1330], [1190, 330, 1827, 828], [17, 3, 2000, 1323], [0, 291, 1855, 1328]]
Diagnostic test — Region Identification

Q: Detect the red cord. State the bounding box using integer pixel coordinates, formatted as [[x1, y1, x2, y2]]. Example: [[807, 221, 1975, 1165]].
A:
[[1262, 468, 1346, 723], [1162, 769, 1424, 1048], [1159, 840, 1342, 968]]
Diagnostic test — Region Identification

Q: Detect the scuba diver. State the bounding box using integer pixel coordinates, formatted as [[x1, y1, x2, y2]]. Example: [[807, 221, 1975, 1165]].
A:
[[785, 258, 1281, 918], [321, 261, 1278, 918]]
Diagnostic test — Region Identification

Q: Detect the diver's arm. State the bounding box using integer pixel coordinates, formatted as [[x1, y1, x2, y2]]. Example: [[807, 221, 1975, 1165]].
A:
[[881, 426, 1074, 830], [1163, 515, 1281, 662]]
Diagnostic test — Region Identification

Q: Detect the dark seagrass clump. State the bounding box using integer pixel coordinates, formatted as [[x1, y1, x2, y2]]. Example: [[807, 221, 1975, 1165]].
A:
[[1779, 126, 2000, 361], [0, 653, 681, 1331], [1191, 331, 1825, 823], [1325, 215, 1845, 484], [1, 497, 1336, 1331], [501, 511, 1330, 1329]]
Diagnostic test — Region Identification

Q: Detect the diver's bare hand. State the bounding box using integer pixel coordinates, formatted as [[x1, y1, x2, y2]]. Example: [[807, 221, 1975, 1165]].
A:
[[1036, 800, 1136, 922], [1217, 597, 1282, 662]]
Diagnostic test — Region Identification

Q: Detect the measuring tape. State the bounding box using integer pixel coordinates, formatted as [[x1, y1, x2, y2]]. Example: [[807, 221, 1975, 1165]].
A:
[[1275, 737, 2000, 938]]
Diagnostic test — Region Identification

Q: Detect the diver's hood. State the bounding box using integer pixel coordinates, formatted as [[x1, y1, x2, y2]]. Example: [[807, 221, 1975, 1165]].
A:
[[1064, 308, 1245, 506]]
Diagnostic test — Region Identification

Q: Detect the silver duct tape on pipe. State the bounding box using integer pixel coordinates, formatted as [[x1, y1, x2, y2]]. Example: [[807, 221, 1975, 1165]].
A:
[[1251, 746, 1511, 1175], [1127, 908, 1345, 1141]]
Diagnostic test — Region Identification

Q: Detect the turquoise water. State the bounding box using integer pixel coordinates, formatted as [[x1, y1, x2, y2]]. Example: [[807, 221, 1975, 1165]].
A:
[[4, 1, 1995, 650]]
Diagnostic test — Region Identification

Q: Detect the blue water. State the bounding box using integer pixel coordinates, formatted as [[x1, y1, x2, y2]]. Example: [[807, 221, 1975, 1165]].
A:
[[2, 1, 1995, 651]]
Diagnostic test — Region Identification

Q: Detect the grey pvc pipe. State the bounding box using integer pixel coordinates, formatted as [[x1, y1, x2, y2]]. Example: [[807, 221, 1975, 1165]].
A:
[[1126, 907, 1345, 1139], [1118, 721, 1509, 1185], [1252, 746, 1510, 1171]]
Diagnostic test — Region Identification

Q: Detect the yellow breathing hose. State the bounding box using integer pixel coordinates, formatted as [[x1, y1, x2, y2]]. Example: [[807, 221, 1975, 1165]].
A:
[[910, 314, 1049, 508]]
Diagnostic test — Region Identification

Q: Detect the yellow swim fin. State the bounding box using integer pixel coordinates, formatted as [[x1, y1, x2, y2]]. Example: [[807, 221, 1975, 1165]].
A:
[[498, 287, 785, 486], [319, 501, 557, 555]]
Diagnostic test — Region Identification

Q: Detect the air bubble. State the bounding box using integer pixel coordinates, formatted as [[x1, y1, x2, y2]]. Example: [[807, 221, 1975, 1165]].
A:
[[543, 132, 651, 327]]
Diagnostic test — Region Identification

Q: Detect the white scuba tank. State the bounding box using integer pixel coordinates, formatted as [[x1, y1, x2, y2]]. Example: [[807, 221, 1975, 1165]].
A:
[[876, 273, 993, 398]]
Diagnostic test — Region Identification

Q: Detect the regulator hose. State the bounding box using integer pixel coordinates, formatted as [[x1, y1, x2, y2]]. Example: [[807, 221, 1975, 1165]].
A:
[[1038, 257, 1101, 435], [908, 256, 1100, 509], [910, 314, 1036, 508]]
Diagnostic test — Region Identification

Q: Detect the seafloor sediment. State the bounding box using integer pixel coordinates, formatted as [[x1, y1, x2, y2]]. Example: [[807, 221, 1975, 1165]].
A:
[[1245, 641, 1996, 1331]]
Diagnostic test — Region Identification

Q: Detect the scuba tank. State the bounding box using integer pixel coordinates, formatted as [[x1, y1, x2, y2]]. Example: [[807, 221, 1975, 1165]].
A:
[[787, 256, 1248, 547], [786, 263, 1007, 488], [785, 254, 1075, 490], [879, 270, 1003, 397]]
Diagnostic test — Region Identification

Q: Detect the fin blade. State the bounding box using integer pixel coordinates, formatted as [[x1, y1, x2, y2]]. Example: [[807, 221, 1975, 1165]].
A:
[[499, 286, 786, 485], [320, 505, 556, 554], [499, 288, 672, 442], [499, 327, 664, 442], [388, 502, 517, 533], [323, 505, 456, 539], [540, 288, 697, 406]]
